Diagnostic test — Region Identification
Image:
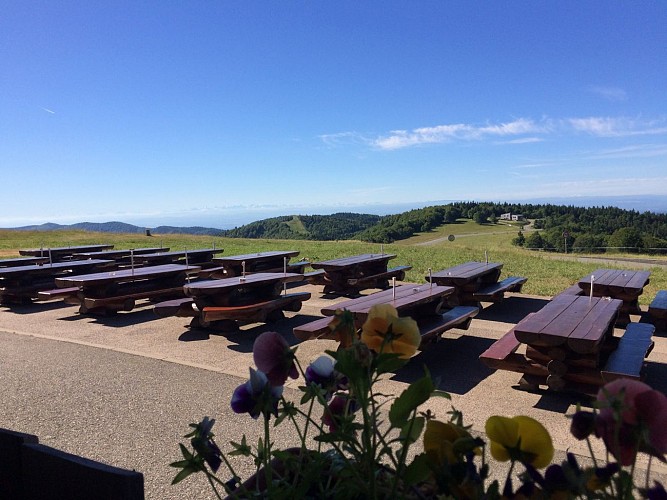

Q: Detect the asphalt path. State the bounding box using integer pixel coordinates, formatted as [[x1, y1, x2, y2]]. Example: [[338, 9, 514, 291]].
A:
[[2, 283, 666, 498]]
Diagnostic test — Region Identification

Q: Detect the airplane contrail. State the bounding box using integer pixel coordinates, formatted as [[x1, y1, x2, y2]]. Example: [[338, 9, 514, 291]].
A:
[[41, 107, 55, 114]]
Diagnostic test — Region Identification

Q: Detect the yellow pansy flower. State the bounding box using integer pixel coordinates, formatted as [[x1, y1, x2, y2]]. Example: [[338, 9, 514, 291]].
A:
[[424, 419, 470, 465], [360, 303, 421, 359], [485, 415, 554, 469], [328, 309, 358, 348]]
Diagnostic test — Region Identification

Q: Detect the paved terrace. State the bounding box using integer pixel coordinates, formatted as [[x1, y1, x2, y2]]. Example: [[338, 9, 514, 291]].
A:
[[1, 283, 666, 499]]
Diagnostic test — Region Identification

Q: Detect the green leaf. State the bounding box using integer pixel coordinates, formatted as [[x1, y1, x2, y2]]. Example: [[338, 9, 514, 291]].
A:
[[400, 416, 425, 444], [374, 352, 405, 375], [171, 466, 197, 485], [388, 372, 434, 428], [431, 389, 451, 400], [403, 453, 432, 485]]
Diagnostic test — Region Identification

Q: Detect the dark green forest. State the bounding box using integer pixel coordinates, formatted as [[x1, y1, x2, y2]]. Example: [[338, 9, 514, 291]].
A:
[[221, 202, 667, 254]]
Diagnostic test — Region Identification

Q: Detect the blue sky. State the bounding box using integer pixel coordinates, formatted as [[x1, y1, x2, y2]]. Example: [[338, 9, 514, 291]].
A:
[[2, 1, 666, 228]]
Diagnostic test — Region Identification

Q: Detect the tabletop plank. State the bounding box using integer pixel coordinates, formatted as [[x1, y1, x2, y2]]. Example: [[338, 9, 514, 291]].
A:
[[430, 262, 503, 281], [514, 295, 621, 353], [0, 259, 115, 278], [213, 250, 300, 263], [184, 272, 305, 296], [321, 284, 452, 316], [55, 264, 200, 287], [19, 244, 114, 257], [311, 253, 396, 269]]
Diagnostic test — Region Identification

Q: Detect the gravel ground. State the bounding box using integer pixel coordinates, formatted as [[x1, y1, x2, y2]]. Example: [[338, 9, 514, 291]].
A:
[[2, 283, 666, 498]]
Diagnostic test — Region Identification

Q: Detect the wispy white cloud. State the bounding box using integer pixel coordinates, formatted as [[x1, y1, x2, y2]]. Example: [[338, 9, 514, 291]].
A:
[[320, 115, 667, 151], [587, 143, 667, 160], [568, 116, 667, 137], [588, 86, 627, 102], [497, 137, 544, 145], [318, 131, 366, 147], [371, 118, 545, 150]]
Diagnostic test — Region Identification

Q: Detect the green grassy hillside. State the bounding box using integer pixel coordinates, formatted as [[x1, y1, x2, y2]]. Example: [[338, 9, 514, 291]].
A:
[[1, 225, 665, 305]]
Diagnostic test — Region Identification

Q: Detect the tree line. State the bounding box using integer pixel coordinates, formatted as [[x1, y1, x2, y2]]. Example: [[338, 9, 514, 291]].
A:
[[221, 202, 667, 253]]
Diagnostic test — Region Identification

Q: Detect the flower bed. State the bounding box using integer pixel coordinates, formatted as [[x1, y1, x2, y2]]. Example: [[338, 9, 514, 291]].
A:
[[172, 305, 667, 499]]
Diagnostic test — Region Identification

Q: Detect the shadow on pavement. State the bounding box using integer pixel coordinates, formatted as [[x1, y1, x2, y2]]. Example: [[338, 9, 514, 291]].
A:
[[476, 296, 549, 323], [1, 301, 75, 314], [393, 335, 497, 395]]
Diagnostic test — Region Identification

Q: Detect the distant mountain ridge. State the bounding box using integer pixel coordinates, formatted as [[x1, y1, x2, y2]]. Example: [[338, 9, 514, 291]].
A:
[[11, 221, 225, 236]]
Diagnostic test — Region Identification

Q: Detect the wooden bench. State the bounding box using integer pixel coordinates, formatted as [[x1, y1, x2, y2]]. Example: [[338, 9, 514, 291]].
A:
[[648, 290, 667, 333], [79, 287, 185, 314], [347, 265, 412, 287], [479, 324, 524, 370], [153, 297, 196, 318], [293, 316, 337, 341], [304, 269, 326, 284], [418, 306, 479, 346], [36, 286, 79, 301], [602, 322, 655, 382], [199, 292, 311, 327], [472, 276, 527, 302], [293, 305, 478, 346], [553, 284, 585, 299]]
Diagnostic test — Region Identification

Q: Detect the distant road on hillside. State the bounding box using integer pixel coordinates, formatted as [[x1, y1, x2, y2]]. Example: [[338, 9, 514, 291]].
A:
[[416, 230, 518, 246]]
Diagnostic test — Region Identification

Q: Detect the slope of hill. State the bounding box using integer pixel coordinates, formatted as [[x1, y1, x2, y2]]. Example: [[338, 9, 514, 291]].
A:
[[222, 213, 381, 240], [10, 221, 224, 236]]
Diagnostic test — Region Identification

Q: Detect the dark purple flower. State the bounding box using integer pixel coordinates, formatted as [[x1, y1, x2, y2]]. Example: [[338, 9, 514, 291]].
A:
[[231, 368, 283, 419], [322, 394, 358, 432], [190, 417, 222, 473], [253, 331, 298, 386], [647, 481, 667, 500], [570, 410, 596, 440]]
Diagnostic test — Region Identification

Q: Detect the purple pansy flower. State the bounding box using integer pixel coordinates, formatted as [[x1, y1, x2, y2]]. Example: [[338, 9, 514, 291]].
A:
[[322, 394, 358, 432], [253, 331, 298, 387], [231, 368, 283, 419]]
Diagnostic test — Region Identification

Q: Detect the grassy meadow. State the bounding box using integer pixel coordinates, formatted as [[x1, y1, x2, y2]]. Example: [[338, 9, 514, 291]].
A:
[[1, 221, 665, 305]]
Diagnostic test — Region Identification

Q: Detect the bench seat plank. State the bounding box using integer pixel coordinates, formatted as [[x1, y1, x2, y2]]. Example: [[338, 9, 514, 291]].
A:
[[347, 265, 412, 286], [36, 287, 80, 301], [293, 316, 337, 342], [418, 306, 479, 345], [648, 290, 667, 333], [472, 276, 527, 301], [602, 322, 655, 382], [201, 292, 311, 324], [153, 297, 196, 318]]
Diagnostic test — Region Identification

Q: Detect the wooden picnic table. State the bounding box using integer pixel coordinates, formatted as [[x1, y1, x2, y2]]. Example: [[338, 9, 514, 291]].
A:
[[208, 250, 303, 278], [19, 244, 114, 262], [54, 263, 200, 315], [481, 294, 630, 393], [166, 272, 310, 330], [72, 247, 170, 262], [294, 283, 479, 347], [578, 269, 650, 325], [429, 262, 504, 306], [309, 253, 411, 296], [0, 256, 50, 268], [0, 259, 115, 305], [132, 248, 223, 266]]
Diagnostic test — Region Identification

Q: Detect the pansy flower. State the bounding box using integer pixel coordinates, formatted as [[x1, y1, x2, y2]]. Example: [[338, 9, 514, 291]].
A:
[[253, 331, 298, 387], [231, 368, 283, 419], [485, 415, 554, 469], [596, 379, 667, 465], [360, 303, 421, 359], [328, 309, 358, 348], [322, 394, 358, 432], [423, 419, 475, 466], [305, 355, 346, 400]]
